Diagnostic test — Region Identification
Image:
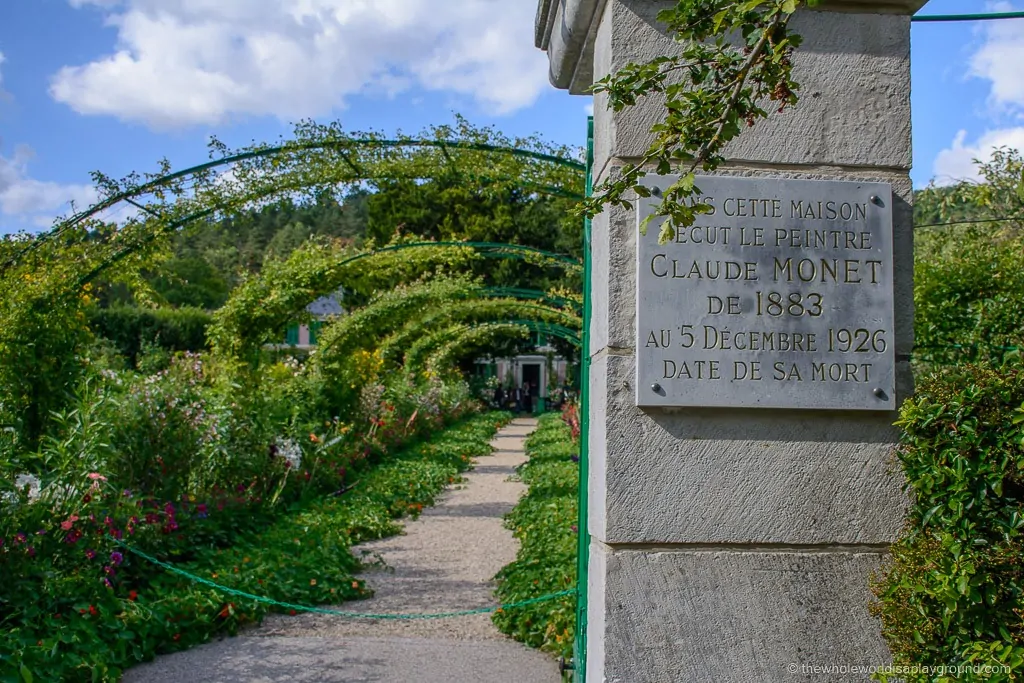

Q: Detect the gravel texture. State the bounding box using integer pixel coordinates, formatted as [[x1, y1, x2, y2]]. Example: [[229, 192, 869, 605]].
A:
[[122, 418, 560, 683]]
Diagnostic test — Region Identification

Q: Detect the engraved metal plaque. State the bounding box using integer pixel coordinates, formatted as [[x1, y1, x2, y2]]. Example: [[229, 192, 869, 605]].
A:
[[636, 175, 896, 410]]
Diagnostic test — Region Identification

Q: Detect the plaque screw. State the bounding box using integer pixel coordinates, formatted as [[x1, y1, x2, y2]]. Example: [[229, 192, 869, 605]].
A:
[[873, 388, 887, 399], [650, 186, 662, 197], [870, 195, 881, 205], [651, 383, 662, 393]]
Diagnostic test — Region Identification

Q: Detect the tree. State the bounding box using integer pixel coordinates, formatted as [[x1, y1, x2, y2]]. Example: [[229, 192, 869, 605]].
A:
[[365, 175, 580, 293], [912, 148, 1024, 364], [147, 256, 231, 309], [581, 0, 819, 242]]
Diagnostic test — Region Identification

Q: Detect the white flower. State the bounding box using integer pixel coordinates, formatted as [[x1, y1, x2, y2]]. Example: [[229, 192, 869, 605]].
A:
[[15, 474, 40, 499], [274, 438, 302, 469], [3, 474, 42, 506]]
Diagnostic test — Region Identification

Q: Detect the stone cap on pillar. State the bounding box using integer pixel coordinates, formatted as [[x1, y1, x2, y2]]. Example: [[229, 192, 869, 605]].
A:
[[535, 0, 930, 95]]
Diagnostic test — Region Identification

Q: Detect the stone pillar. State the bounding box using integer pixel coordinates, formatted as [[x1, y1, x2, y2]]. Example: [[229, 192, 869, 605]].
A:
[[535, 1, 925, 681]]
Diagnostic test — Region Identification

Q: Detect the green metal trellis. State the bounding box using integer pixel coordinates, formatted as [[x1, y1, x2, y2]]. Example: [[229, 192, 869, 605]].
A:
[[912, 11, 1024, 22], [485, 286, 582, 312], [504, 319, 582, 348], [2, 137, 586, 280], [572, 116, 594, 683]]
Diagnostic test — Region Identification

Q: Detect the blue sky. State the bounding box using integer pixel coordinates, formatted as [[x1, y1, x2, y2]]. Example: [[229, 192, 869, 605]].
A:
[[0, 0, 1021, 234]]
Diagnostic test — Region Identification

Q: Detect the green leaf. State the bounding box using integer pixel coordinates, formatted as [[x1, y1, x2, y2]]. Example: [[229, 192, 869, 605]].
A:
[[639, 214, 656, 237], [921, 504, 942, 527], [20, 665, 33, 683]]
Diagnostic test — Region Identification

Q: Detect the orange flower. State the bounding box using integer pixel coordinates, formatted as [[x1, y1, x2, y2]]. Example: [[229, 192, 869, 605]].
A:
[[309, 433, 319, 443], [309, 579, 317, 586]]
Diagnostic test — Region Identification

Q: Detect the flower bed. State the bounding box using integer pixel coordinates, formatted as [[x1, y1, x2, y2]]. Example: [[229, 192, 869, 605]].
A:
[[0, 347, 504, 681]]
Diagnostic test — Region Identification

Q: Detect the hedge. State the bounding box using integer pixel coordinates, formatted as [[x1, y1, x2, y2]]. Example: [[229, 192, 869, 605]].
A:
[[88, 305, 212, 365], [873, 360, 1024, 681], [492, 411, 578, 658]]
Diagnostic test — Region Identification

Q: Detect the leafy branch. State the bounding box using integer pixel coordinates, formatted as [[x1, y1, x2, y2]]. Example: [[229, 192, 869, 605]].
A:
[[579, 0, 817, 243]]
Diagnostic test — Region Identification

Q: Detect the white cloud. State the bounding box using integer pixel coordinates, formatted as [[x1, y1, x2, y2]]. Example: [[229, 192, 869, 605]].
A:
[[928, 7, 1024, 185], [932, 127, 1024, 184], [583, 100, 594, 116], [0, 145, 98, 224], [968, 3, 1024, 113], [50, 0, 549, 129]]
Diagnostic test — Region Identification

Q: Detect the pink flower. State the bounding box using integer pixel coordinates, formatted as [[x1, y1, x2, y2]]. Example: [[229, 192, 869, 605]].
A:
[[60, 515, 80, 531], [87, 473, 107, 481]]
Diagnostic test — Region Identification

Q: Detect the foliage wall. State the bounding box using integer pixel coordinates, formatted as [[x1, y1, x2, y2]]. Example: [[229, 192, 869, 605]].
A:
[[913, 150, 1024, 366], [87, 305, 212, 366], [873, 362, 1024, 681]]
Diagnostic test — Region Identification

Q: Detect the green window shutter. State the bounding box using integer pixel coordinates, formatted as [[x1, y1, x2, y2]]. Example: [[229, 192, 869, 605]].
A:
[[285, 325, 299, 345]]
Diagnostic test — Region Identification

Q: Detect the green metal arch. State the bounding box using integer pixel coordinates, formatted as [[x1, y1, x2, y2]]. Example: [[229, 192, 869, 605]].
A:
[[4, 137, 585, 278], [267, 242, 581, 349], [80, 238, 579, 295], [421, 319, 580, 374], [377, 298, 581, 363], [336, 241, 580, 269], [52, 138, 584, 238], [309, 288, 580, 358], [486, 286, 581, 310], [504, 318, 582, 348]]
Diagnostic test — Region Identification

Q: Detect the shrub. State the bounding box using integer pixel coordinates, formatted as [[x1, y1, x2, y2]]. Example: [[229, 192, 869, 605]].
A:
[[872, 360, 1024, 681], [913, 150, 1024, 367], [493, 411, 578, 658], [88, 305, 212, 367], [0, 278, 93, 447]]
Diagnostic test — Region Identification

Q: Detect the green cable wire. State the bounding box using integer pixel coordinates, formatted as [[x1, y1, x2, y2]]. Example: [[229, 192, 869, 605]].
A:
[[912, 11, 1024, 22], [115, 540, 574, 620]]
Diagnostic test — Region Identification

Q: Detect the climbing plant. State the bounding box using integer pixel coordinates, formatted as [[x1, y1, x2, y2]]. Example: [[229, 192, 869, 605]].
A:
[[404, 323, 492, 373], [4, 117, 583, 282], [580, 0, 819, 242], [424, 324, 535, 376], [306, 276, 484, 413], [0, 223, 160, 445], [208, 236, 481, 359], [378, 298, 581, 367]]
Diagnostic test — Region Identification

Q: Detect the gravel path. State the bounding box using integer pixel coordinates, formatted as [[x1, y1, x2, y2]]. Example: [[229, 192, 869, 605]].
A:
[[122, 417, 560, 683]]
